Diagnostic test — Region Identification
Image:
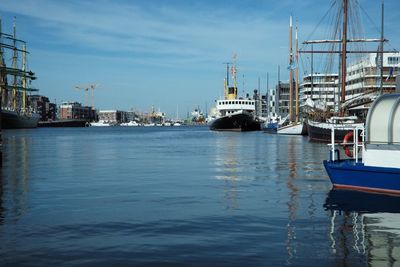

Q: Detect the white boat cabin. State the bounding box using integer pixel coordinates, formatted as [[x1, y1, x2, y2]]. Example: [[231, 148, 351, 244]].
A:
[[216, 99, 256, 117], [363, 93, 400, 168]]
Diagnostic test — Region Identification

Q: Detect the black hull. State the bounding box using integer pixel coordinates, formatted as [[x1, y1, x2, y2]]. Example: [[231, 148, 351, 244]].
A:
[[210, 113, 261, 132], [38, 119, 89, 127], [2, 110, 39, 129], [307, 121, 360, 143]]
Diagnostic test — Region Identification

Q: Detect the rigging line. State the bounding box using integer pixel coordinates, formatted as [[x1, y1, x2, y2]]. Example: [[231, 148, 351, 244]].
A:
[[301, 0, 337, 51], [355, 0, 381, 36]]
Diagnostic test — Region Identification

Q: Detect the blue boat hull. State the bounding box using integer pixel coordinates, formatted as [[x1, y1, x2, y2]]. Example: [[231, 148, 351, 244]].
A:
[[323, 159, 400, 195]]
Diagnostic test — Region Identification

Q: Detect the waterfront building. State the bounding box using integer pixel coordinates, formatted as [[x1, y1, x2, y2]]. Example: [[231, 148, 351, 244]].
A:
[[266, 88, 278, 118], [260, 93, 268, 118], [346, 52, 400, 101], [59, 102, 96, 121], [277, 82, 289, 117], [125, 110, 140, 122], [98, 110, 125, 123], [299, 73, 339, 111], [28, 95, 57, 121], [277, 81, 297, 118]]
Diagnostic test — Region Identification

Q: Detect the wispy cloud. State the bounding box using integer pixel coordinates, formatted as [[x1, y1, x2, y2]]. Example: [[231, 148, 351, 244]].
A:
[[1, 0, 398, 114], [1, 0, 291, 66]]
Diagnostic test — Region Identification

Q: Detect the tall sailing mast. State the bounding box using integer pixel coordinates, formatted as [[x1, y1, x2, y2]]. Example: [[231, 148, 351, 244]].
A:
[[289, 16, 293, 122], [22, 44, 27, 111], [340, 0, 348, 111], [379, 0, 384, 95], [300, 0, 388, 113], [12, 17, 17, 110], [295, 23, 299, 123]]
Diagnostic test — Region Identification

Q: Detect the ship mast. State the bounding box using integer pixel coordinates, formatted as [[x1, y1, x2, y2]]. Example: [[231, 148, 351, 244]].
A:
[[289, 15, 293, 122], [295, 23, 299, 123], [0, 17, 3, 97], [340, 0, 348, 111], [379, 0, 384, 95], [223, 62, 230, 100], [232, 54, 237, 99], [12, 17, 17, 110], [22, 44, 27, 111]]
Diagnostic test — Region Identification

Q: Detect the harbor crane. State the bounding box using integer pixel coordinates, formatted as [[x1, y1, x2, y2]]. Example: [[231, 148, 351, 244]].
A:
[[74, 83, 100, 108]]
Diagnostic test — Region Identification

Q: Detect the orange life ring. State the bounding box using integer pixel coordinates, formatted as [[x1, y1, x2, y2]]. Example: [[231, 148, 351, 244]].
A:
[[342, 131, 354, 157]]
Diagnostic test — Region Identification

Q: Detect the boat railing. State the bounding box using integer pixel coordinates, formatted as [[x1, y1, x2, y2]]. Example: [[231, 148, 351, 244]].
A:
[[328, 125, 364, 162]]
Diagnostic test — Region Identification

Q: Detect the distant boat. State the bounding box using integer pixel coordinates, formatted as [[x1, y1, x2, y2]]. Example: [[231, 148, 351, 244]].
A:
[[120, 121, 139, 127], [90, 120, 111, 127], [209, 58, 260, 132], [324, 94, 400, 195]]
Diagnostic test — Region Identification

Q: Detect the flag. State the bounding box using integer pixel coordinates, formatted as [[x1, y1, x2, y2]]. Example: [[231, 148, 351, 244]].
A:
[[386, 67, 394, 81]]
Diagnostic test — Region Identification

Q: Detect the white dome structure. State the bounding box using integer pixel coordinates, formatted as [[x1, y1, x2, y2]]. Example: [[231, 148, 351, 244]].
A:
[[364, 94, 400, 168]]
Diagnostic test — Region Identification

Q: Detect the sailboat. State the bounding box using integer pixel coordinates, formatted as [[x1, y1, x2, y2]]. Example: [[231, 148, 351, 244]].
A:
[[0, 18, 40, 129], [277, 16, 306, 135], [302, 0, 390, 142]]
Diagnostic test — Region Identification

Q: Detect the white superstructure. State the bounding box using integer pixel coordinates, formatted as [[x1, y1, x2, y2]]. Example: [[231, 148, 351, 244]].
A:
[[215, 99, 256, 118]]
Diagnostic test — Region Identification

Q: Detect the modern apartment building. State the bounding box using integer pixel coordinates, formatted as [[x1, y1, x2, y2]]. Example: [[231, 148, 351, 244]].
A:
[[277, 81, 297, 118], [299, 73, 339, 111], [346, 52, 400, 101]]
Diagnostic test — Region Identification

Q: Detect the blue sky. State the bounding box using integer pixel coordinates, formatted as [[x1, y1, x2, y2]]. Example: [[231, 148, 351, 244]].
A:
[[1, 0, 399, 118]]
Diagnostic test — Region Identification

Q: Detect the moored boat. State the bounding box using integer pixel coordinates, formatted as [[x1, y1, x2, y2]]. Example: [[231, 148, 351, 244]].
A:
[[2, 109, 40, 129], [120, 121, 139, 127], [323, 93, 400, 195], [277, 16, 306, 136], [0, 18, 40, 129], [90, 120, 111, 127], [307, 116, 363, 142], [38, 119, 88, 127], [210, 58, 260, 132], [278, 121, 307, 135]]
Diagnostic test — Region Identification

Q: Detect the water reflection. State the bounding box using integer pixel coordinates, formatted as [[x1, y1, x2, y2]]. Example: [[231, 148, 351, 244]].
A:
[[213, 133, 241, 210], [286, 137, 299, 265], [0, 134, 31, 222], [324, 189, 400, 265]]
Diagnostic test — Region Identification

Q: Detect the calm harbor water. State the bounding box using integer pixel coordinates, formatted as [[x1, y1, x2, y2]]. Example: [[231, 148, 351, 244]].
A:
[[0, 126, 399, 266]]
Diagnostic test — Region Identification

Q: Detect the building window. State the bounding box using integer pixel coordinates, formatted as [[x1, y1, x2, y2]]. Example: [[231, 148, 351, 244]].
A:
[[388, 57, 400, 65]]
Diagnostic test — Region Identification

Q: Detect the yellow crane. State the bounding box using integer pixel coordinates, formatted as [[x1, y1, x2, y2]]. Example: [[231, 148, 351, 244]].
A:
[[74, 83, 100, 108]]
